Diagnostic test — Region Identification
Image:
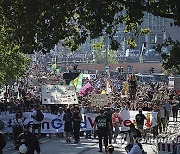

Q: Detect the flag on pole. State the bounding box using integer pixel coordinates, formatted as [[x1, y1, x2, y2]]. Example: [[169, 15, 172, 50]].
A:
[[69, 73, 83, 92], [139, 42, 146, 63], [76, 73, 83, 92], [69, 76, 78, 87]]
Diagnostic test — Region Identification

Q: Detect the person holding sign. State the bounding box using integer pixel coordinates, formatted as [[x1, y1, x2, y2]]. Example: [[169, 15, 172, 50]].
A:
[[94, 109, 112, 153]]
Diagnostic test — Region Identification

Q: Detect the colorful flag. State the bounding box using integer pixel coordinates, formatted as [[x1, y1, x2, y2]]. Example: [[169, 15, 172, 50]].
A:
[[69, 76, 78, 87], [78, 82, 93, 96], [76, 73, 83, 92], [69, 73, 83, 92]]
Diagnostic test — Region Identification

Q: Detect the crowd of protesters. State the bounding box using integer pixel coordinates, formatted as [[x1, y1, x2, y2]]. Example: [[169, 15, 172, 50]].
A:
[[0, 53, 180, 154]]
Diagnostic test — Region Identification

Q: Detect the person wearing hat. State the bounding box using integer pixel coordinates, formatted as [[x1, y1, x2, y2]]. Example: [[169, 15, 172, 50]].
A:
[[17, 124, 40, 154], [94, 109, 112, 153], [135, 108, 147, 130]]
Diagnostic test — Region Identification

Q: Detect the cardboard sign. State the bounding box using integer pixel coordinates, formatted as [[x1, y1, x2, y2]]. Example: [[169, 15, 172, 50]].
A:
[[42, 85, 78, 105], [88, 94, 112, 106]]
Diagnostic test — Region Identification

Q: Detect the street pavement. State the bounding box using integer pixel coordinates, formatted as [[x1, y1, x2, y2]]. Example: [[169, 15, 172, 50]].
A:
[[3, 135, 155, 154]]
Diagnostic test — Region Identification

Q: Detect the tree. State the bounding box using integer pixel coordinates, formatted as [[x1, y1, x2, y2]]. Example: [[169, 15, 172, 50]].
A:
[[92, 42, 117, 64], [0, 29, 30, 85], [0, 0, 180, 70]]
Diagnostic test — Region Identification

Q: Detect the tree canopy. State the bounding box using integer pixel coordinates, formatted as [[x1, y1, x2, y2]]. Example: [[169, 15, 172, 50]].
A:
[[0, 0, 180, 70], [0, 28, 30, 85]]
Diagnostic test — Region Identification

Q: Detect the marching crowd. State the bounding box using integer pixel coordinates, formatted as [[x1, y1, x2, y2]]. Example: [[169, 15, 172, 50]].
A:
[[0, 55, 180, 154]]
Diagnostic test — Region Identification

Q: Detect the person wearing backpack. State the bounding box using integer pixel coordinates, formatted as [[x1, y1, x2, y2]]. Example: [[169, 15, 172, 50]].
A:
[[0, 131, 6, 154], [31, 105, 44, 139]]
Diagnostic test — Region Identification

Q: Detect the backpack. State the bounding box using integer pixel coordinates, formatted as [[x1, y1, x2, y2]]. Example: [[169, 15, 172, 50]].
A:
[[35, 110, 44, 122]]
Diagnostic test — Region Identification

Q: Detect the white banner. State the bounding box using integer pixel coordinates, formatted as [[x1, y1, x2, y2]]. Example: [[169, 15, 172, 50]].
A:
[[120, 110, 153, 131], [0, 111, 154, 133], [41, 85, 78, 105]]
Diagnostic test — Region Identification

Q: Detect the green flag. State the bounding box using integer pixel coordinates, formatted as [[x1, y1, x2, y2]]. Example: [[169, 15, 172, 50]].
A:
[[76, 73, 83, 92]]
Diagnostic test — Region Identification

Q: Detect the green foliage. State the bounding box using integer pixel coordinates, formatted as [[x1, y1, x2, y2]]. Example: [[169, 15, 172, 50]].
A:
[[0, 30, 30, 84], [0, 0, 180, 70], [156, 40, 180, 73], [92, 42, 105, 51], [125, 38, 137, 49], [108, 50, 118, 64], [92, 41, 117, 64]]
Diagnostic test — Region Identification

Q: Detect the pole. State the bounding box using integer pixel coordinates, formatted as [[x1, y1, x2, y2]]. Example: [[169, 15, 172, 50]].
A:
[[106, 37, 109, 65], [64, 48, 66, 72]]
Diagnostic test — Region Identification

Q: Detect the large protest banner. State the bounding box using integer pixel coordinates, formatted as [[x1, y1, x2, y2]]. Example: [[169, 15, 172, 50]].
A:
[[120, 110, 154, 131], [41, 85, 78, 104], [0, 110, 155, 133]]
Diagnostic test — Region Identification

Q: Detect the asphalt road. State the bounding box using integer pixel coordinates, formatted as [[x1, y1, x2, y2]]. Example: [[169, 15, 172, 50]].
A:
[[3, 135, 156, 154]]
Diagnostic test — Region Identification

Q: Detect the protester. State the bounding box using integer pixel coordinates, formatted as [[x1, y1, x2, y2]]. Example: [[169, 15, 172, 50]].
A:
[[128, 74, 137, 100], [135, 108, 147, 130], [94, 109, 112, 153], [57, 107, 65, 138], [73, 106, 82, 143], [112, 108, 121, 143], [31, 105, 44, 139], [172, 97, 179, 122], [125, 123, 142, 153], [63, 108, 73, 143], [159, 103, 168, 132], [151, 106, 160, 138], [12, 112, 24, 149], [0, 131, 6, 154], [105, 107, 113, 144], [17, 124, 40, 154]]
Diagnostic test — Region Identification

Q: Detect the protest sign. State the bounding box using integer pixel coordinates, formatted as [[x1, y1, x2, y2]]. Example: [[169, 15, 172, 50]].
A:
[[88, 94, 112, 106], [41, 85, 78, 105]]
